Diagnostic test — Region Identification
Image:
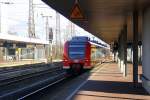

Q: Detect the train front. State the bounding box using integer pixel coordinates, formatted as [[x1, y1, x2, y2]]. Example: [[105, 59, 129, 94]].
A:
[[63, 37, 91, 74]]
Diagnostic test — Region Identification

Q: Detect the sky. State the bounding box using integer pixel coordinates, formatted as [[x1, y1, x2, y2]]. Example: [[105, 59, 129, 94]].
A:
[[0, 0, 107, 45]]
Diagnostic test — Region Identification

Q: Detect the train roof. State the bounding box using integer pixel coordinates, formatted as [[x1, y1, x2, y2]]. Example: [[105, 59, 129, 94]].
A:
[[71, 36, 90, 42], [69, 36, 108, 48]]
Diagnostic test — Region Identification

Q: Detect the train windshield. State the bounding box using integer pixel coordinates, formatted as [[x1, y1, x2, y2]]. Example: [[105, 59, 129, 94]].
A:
[[68, 43, 86, 59]]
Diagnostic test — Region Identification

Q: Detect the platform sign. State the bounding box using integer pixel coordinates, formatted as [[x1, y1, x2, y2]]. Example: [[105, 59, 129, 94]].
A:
[[70, 0, 85, 20]]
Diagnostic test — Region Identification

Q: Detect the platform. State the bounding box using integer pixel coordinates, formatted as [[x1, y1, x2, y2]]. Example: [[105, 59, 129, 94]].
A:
[[71, 63, 150, 100], [0, 60, 46, 68]]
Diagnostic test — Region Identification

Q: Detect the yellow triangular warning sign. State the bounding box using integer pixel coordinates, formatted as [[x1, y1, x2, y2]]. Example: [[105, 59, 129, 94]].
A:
[[70, 2, 85, 20]]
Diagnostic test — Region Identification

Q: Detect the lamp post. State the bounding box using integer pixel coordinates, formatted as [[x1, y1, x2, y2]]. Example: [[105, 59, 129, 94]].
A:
[[49, 28, 53, 63], [41, 14, 53, 62], [33, 3, 53, 62]]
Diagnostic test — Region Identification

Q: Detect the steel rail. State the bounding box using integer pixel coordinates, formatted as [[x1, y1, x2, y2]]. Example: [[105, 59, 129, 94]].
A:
[[0, 66, 62, 87], [0, 69, 66, 99], [18, 74, 66, 100]]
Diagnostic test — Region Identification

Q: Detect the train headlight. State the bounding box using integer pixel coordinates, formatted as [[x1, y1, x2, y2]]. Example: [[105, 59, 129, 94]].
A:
[[64, 60, 68, 62], [85, 59, 89, 62]]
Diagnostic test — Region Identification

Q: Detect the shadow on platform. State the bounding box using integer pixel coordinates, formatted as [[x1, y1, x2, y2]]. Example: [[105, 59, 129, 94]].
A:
[[80, 80, 149, 95]]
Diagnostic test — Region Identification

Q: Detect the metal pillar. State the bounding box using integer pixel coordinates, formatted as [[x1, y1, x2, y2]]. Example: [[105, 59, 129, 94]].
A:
[[118, 35, 121, 70], [118, 26, 127, 77], [56, 12, 61, 59], [120, 33, 124, 73], [131, 47, 133, 63], [133, 10, 139, 85], [114, 52, 116, 62], [117, 38, 120, 69], [118, 30, 124, 74], [113, 42, 118, 62], [139, 45, 142, 64], [123, 24, 127, 77], [28, 0, 35, 38], [50, 42, 53, 62]]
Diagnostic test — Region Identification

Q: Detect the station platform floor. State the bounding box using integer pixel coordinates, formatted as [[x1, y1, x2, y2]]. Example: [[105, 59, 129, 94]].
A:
[[71, 62, 150, 100]]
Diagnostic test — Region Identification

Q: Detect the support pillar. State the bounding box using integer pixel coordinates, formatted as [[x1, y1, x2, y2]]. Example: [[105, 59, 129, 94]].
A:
[[44, 44, 48, 62], [5, 48, 8, 61], [34, 45, 38, 60], [113, 42, 118, 62], [50, 41, 53, 62], [16, 48, 21, 61], [0, 47, 3, 61], [133, 10, 139, 85], [142, 8, 150, 93], [118, 26, 127, 77], [123, 24, 127, 77], [117, 50, 121, 69], [131, 47, 133, 63], [120, 35, 124, 73], [117, 36, 121, 69], [139, 45, 142, 64], [114, 52, 116, 62]]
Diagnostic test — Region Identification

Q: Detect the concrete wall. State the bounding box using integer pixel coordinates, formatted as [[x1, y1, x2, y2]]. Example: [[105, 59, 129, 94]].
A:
[[142, 7, 150, 93]]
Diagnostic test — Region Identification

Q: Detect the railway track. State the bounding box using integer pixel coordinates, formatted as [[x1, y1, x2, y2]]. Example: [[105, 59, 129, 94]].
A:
[[0, 62, 104, 100], [0, 62, 62, 74], [0, 63, 45, 74], [0, 63, 65, 100], [0, 66, 62, 87], [18, 76, 66, 100], [0, 62, 62, 81], [19, 63, 105, 100]]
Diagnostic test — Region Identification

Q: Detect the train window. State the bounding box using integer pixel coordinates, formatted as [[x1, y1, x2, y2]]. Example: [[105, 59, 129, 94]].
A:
[[68, 44, 85, 59]]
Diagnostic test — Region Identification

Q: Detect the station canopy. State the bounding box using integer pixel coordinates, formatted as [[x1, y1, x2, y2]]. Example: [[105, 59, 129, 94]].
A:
[[42, 0, 150, 44]]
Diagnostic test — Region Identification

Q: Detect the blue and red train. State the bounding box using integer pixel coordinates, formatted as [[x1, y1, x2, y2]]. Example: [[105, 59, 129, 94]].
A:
[[63, 36, 109, 75]]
